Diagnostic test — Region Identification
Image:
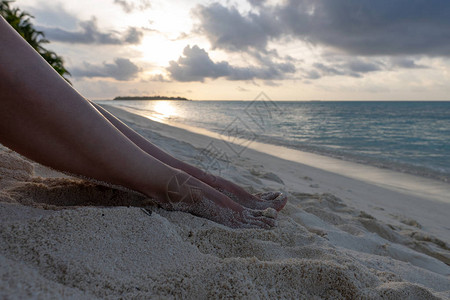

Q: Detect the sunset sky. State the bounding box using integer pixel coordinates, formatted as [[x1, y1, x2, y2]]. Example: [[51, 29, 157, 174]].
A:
[[17, 0, 450, 100]]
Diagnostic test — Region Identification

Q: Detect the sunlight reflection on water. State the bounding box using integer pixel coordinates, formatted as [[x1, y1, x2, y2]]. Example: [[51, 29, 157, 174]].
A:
[[144, 101, 178, 122]]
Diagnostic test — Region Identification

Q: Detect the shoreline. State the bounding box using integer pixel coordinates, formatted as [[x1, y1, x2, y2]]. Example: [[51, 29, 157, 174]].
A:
[[101, 100, 450, 185], [111, 103, 450, 205], [1, 104, 449, 299]]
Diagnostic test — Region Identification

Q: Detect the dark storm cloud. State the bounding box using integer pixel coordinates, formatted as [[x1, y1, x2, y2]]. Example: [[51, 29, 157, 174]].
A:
[[113, 0, 151, 13], [39, 18, 143, 44], [166, 45, 295, 82], [197, 1, 450, 57], [71, 58, 140, 81]]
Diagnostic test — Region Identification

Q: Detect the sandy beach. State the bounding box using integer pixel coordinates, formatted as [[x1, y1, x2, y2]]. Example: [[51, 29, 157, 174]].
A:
[[1, 104, 449, 299]]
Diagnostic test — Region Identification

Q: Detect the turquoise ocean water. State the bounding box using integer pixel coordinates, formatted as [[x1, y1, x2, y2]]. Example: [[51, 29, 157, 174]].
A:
[[98, 100, 450, 183]]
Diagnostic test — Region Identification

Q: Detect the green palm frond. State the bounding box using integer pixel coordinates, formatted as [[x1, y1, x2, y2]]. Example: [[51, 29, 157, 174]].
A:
[[1, 0, 71, 83]]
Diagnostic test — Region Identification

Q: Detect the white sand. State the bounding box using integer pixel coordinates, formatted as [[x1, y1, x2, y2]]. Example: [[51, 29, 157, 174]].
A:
[[0, 105, 449, 299]]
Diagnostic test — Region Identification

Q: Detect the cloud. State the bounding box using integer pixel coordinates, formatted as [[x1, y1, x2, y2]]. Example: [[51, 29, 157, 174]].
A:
[[194, 3, 279, 52], [346, 60, 382, 74], [390, 58, 427, 69], [113, 0, 151, 13], [197, 1, 450, 57], [146, 74, 171, 82], [122, 27, 143, 44], [236, 86, 250, 92], [167, 45, 228, 82], [39, 18, 143, 44], [305, 59, 384, 79], [166, 45, 295, 82], [23, 2, 78, 30], [304, 69, 321, 80], [275, 0, 450, 56], [305, 56, 430, 80], [247, 0, 267, 7], [71, 58, 140, 80], [313, 63, 345, 77]]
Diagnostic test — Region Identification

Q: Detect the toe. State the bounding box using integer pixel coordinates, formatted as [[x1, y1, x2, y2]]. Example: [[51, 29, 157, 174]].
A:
[[252, 207, 278, 219], [259, 191, 279, 200], [253, 192, 287, 211], [272, 192, 288, 211]]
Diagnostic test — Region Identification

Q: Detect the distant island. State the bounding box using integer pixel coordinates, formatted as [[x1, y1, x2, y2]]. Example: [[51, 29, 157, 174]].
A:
[[113, 96, 190, 101]]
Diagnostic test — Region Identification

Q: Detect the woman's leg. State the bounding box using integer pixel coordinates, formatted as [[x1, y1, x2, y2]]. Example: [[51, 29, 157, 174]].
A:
[[0, 16, 276, 228], [90, 101, 287, 211]]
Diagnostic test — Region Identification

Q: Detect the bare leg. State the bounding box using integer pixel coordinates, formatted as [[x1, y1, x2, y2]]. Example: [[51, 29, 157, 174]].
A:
[[0, 17, 276, 228], [90, 101, 287, 211]]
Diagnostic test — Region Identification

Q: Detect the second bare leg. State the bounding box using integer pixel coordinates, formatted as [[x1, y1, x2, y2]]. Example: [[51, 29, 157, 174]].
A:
[[90, 101, 287, 211]]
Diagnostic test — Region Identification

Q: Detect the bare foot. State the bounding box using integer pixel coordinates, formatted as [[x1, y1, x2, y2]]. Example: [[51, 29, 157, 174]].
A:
[[149, 171, 278, 229], [220, 188, 287, 211], [202, 174, 287, 211]]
